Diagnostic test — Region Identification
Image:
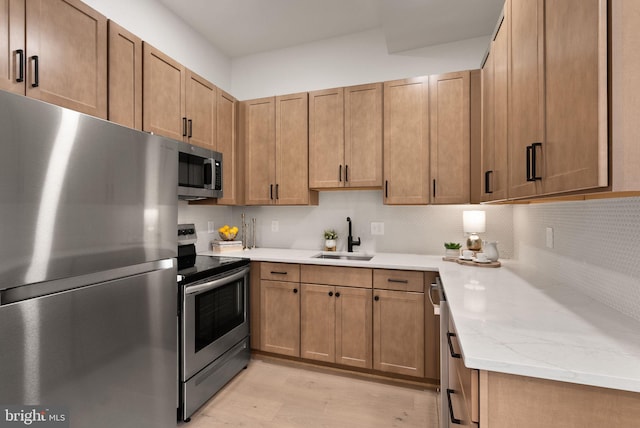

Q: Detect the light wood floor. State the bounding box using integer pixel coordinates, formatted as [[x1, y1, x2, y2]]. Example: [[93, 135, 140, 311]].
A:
[[182, 358, 440, 428]]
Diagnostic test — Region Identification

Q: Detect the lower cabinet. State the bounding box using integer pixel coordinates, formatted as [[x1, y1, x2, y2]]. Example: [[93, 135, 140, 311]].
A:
[[259, 263, 301, 357], [300, 283, 373, 368], [373, 288, 425, 378], [256, 262, 435, 382]]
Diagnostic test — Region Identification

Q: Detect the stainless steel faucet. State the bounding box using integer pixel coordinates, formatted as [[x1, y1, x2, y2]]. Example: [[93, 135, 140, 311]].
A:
[[347, 217, 361, 252]]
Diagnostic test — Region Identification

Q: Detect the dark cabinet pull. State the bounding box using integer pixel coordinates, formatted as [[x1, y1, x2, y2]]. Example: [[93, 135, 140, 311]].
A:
[[16, 49, 24, 82], [328, 291, 333, 297], [270, 271, 288, 275], [30, 55, 39, 87], [293, 288, 298, 294], [339, 165, 342, 182], [270, 184, 273, 200], [446, 389, 462, 425], [187, 119, 193, 138], [531, 142, 542, 180], [385, 180, 389, 198], [345, 165, 349, 182], [275, 183, 279, 200], [182, 117, 187, 137], [374, 295, 379, 301], [335, 292, 340, 298], [485, 170, 493, 194], [433, 179, 436, 197], [526, 145, 533, 182], [387, 278, 408, 284], [447, 332, 462, 359]]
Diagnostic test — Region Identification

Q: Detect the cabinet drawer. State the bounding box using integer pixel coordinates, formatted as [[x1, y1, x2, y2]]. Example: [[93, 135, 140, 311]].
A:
[[300, 265, 372, 288], [260, 263, 300, 282], [373, 269, 424, 292]]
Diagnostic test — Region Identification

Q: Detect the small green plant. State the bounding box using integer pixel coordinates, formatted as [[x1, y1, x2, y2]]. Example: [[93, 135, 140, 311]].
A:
[[444, 242, 462, 250], [324, 229, 338, 240]]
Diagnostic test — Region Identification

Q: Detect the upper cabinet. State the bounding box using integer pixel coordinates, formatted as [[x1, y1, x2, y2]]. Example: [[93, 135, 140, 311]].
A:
[[429, 71, 472, 204], [108, 20, 142, 130], [383, 77, 430, 205], [1, 0, 107, 118], [481, 15, 508, 202], [507, 0, 607, 199], [309, 83, 383, 189], [214, 88, 242, 205], [142, 43, 217, 150], [242, 93, 317, 206], [142, 43, 186, 142]]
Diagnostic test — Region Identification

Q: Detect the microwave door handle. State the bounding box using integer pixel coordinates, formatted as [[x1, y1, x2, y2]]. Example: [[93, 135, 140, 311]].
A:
[[203, 158, 213, 186], [184, 267, 248, 295]]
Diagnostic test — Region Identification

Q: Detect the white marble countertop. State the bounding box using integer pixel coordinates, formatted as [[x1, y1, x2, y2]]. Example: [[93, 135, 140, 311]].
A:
[[201, 247, 640, 393]]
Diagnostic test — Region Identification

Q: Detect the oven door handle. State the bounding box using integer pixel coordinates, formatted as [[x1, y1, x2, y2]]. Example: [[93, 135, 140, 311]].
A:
[[184, 266, 249, 295]]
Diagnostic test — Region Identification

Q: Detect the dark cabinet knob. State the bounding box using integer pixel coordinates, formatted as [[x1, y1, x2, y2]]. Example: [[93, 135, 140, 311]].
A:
[[335, 292, 340, 298], [374, 295, 379, 301], [328, 291, 333, 297], [293, 288, 298, 293]]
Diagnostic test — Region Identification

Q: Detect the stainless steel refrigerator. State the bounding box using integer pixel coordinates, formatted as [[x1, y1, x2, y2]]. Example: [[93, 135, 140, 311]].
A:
[[0, 90, 178, 428]]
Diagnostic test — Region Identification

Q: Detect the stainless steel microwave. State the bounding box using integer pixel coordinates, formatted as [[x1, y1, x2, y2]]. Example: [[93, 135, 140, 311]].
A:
[[177, 142, 222, 200]]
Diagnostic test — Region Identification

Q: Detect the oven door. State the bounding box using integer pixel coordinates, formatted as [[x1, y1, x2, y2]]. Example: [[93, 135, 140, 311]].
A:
[[182, 265, 249, 381]]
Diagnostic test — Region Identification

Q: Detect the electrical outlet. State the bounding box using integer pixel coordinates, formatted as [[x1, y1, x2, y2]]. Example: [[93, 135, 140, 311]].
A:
[[271, 220, 279, 232], [546, 227, 554, 249], [370, 222, 385, 235], [207, 221, 215, 233]]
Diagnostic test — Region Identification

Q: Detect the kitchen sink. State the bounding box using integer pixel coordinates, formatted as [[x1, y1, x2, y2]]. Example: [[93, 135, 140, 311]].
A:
[[312, 253, 374, 261]]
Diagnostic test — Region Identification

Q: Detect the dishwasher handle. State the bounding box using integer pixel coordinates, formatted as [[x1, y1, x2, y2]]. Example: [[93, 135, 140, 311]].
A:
[[428, 277, 442, 315]]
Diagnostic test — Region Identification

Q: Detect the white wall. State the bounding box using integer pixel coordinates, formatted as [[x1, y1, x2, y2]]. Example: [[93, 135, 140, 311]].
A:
[[513, 197, 640, 322], [82, 0, 232, 92], [228, 191, 513, 257], [231, 29, 489, 100]]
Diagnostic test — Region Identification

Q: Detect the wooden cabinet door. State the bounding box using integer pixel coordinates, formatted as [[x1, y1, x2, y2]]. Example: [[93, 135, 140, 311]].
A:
[[430, 71, 470, 204], [309, 87, 344, 188], [215, 89, 241, 205], [373, 289, 424, 377], [142, 43, 185, 141], [276, 92, 310, 205], [25, 0, 107, 118], [260, 280, 300, 357], [542, 0, 607, 195], [507, 0, 544, 199], [185, 69, 216, 150], [300, 284, 335, 363], [0, 0, 25, 94], [243, 96, 276, 205], [481, 17, 509, 202], [108, 20, 142, 130], [383, 77, 430, 205], [335, 286, 372, 369], [344, 83, 383, 188]]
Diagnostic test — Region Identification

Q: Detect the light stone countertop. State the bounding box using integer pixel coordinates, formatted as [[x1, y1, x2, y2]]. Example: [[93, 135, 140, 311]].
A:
[[201, 247, 640, 393]]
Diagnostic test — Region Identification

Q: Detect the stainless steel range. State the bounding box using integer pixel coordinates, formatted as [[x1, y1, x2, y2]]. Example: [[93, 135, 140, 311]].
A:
[[176, 224, 250, 422]]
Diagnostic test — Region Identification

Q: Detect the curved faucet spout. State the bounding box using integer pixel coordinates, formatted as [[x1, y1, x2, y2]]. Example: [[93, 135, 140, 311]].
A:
[[346, 217, 361, 252]]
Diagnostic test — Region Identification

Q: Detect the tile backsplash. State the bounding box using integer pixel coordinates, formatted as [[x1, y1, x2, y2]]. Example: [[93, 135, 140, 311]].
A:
[[513, 197, 640, 322]]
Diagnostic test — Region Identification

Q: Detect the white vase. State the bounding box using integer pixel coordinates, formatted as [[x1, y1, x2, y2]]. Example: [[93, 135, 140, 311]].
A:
[[325, 239, 336, 251], [445, 248, 460, 258]]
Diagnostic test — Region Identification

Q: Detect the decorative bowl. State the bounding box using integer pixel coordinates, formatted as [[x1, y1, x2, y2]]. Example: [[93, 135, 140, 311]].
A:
[[219, 231, 238, 241]]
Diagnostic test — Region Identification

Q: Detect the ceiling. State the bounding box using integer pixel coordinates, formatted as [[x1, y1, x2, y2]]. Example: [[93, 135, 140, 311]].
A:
[[157, 0, 505, 58]]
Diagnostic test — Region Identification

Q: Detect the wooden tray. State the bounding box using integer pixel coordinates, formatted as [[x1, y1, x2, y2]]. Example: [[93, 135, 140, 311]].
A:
[[442, 256, 501, 268]]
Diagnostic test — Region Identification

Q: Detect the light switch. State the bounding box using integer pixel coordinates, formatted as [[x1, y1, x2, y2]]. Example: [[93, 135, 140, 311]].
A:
[[208, 221, 215, 233], [370, 222, 385, 235], [546, 227, 554, 249], [271, 220, 279, 232]]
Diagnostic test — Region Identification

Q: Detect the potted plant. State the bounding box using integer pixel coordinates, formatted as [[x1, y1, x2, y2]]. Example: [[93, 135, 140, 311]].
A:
[[324, 230, 338, 251], [444, 242, 462, 258]]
